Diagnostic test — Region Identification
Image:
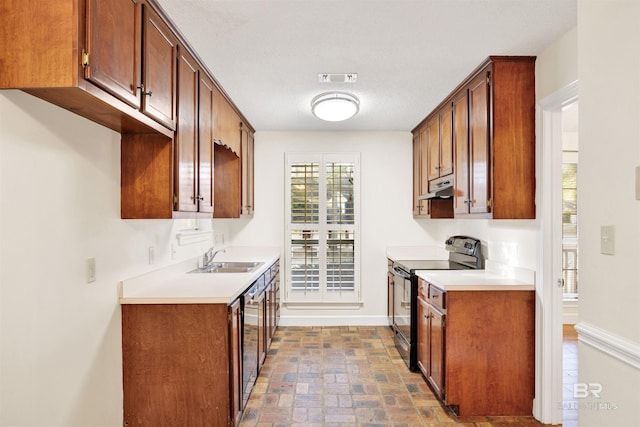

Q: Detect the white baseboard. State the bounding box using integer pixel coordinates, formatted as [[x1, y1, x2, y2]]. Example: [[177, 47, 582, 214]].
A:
[[575, 321, 640, 370], [279, 315, 389, 327]]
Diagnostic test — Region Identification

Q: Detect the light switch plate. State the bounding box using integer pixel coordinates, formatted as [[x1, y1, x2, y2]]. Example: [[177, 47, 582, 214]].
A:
[[600, 225, 615, 255], [87, 258, 96, 283]]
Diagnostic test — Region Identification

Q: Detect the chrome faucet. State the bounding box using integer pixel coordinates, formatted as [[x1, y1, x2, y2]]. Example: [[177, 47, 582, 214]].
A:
[[203, 247, 226, 267]]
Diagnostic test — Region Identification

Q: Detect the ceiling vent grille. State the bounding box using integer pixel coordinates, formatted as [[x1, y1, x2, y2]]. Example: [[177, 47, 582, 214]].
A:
[[318, 73, 358, 83]]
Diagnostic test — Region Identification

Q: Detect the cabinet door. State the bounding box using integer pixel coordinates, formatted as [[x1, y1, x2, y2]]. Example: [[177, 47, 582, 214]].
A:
[[174, 47, 198, 212], [468, 71, 491, 214], [229, 299, 243, 425], [453, 91, 470, 215], [142, 5, 178, 130], [439, 105, 454, 177], [213, 86, 241, 155], [416, 296, 429, 378], [387, 270, 394, 328], [412, 127, 429, 216], [428, 306, 446, 400], [257, 289, 267, 369], [412, 131, 422, 216], [198, 74, 215, 214], [265, 280, 273, 348], [273, 265, 280, 328], [85, 0, 141, 108], [426, 115, 440, 181], [241, 125, 255, 216]]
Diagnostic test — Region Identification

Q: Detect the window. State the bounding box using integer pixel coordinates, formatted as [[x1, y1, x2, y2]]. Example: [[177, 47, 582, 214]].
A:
[[285, 153, 360, 304], [562, 162, 578, 299]]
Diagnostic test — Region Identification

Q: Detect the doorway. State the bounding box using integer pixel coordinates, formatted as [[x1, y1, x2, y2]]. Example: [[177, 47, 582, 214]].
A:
[[535, 81, 578, 425], [560, 100, 579, 427]]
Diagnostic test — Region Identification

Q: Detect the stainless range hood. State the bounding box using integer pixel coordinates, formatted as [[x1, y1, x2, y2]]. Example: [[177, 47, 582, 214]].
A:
[[418, 177, 454, 200]]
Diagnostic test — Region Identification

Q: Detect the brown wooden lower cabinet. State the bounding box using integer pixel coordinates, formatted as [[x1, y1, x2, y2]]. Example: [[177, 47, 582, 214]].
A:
[[122, 301, 242, 427], [416, 278, 535, 416]]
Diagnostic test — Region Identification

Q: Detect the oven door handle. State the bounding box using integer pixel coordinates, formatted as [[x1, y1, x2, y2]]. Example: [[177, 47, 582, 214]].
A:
[[393, 266, 411, 280]]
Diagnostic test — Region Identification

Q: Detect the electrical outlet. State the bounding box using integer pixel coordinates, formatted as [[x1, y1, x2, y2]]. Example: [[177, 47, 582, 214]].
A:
[[600, 225, 615, 255], [87, 258, 96, 283], [148, 246, 155, 264]]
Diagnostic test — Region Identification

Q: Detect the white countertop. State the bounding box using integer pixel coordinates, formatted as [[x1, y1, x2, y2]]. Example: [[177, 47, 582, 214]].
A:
[[386, 245, 448, 262], [415, 269, 535, 292], [119, 246, 281, 305]]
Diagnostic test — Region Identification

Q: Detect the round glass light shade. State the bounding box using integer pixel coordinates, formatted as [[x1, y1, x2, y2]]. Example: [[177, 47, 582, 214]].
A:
[[311, 92, 360, 122]]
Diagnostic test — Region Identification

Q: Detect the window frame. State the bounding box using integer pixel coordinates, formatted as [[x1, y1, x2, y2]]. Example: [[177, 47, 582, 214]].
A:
[[284, 152, 361, 305]]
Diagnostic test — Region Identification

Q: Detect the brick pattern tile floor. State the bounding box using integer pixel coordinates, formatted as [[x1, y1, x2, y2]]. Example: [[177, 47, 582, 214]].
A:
[[239, 326, 552, 427]]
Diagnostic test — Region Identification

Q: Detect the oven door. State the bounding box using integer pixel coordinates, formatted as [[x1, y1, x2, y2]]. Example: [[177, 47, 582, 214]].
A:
[[393, 265, 412, 366]]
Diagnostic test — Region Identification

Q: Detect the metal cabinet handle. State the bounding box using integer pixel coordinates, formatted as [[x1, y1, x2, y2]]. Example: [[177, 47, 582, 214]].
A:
[[137, 84, 152, 97]]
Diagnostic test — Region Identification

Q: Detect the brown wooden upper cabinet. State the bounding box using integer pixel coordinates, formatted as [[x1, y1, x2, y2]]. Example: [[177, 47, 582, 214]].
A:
[[457, 71, 491, 216], [212, 86, 242, 155], [85, 0, 142, 109], [140, 4, 178, 130], [174, 48, 200, 213], [173, 47, 217, 216], [426, 108, 453, 183], [2, 0, 254, 220], [413, 126, 429, 217], [0, 0, 176, 137], [212, 122, 255, 219], [197, 73, 216, 215], [241, 124, 255, 217], [87, 0, 178, 130], [412, 56, 536, 220]]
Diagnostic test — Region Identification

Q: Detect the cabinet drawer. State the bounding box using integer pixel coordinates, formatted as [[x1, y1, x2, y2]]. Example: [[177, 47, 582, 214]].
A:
[[429, 284, 446, 311], [418, 278, 429, 299]]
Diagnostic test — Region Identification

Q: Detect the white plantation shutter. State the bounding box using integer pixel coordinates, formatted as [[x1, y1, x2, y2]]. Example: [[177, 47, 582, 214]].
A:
[[285, 153, 360, 304]]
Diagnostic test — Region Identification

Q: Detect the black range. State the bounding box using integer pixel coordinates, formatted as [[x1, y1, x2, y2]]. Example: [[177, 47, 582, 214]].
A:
[[389, 236, 483, 371]]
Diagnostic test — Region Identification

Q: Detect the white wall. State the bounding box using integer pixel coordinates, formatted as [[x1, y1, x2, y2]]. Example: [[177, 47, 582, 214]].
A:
[[0, 90, 214, 427], [225, 131, 538, 323], [576, 0, 640, 425], [535, 27, 578, 101]]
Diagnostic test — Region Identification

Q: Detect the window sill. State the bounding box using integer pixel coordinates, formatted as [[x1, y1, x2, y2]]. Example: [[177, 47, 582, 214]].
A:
[[284, 301, 364, 310]]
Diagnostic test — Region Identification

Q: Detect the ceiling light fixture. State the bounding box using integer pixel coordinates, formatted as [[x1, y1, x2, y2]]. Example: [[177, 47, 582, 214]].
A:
[[311, 91, 360, 122]]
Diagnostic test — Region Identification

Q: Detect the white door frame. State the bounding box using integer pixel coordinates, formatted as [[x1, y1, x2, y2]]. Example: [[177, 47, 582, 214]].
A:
[[534, 81, 578, 425]]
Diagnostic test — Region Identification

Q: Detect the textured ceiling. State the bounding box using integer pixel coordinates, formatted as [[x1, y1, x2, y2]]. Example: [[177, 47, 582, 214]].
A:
[[155, 0, 577, 132]]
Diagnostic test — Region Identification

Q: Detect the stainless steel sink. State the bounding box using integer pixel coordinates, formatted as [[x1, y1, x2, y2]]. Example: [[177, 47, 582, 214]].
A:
[[188, 261, 264, 274]]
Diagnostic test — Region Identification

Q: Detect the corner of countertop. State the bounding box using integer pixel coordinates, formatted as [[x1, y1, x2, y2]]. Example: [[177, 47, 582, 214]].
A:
[[485, 260, 535, 284]]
